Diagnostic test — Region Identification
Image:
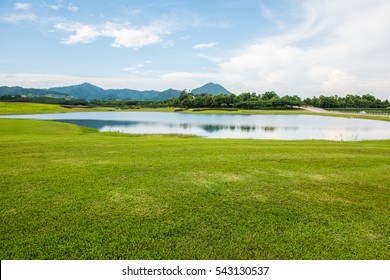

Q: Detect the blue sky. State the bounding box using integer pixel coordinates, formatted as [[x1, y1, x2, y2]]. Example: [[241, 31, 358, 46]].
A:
[[1, 0, 389, 98]]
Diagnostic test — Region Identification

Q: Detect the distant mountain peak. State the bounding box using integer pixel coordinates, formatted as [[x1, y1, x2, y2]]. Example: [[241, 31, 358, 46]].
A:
[[191, 82, 231, 95], [1, 82, 233, 101], [51, 82, 102, 90], [86, 82, 100, 86], [73, 82, 103, 89], [49, 83, 105, 100], [204, 82, 220, 86]]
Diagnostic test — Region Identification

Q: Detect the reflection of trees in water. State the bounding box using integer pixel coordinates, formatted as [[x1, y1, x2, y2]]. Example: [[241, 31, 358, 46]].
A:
[[240, 125, 256, 132], [57, 119, 299, 135], [179, 123, 192, 129], [201, 124, 229, 132], [200, 124, 276, 133], [57, 119, 141, 129], [263, 126, 275, 132]]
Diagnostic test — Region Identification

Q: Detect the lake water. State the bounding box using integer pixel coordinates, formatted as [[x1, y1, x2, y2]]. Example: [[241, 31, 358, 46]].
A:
[[2, 112, 390, 140]]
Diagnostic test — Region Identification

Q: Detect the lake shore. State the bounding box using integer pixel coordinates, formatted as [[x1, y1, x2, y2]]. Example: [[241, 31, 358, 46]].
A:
[[1, 101, 389, 122], [2, 110, 389, 141]]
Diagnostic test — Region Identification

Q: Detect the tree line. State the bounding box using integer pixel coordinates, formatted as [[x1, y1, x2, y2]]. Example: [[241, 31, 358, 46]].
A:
[[1, 92, 388, 109], [167, 91, 302, 109], [164, 91, 389, 109], [303, 94, 389, 108]]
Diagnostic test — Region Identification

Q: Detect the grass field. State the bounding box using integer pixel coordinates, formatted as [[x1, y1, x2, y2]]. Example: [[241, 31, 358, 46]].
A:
[[1, 115, 389, 259], [0, 102, 113, 115]]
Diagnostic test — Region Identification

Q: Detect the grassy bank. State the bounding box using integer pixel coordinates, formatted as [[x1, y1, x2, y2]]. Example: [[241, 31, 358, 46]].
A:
[[330, 108, 390, 114], [0, 118, 389, 259], [0, 102, 114, 115], [1, 101, 390, 122], [306, 111, 390, 122]]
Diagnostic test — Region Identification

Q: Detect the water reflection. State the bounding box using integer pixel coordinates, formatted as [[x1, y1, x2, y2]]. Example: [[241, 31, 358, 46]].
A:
[[263, 126, 275, 132], [58, 120, 295, 135], [58, 120, 260, 134], [56, 119, 142, 129], [179, 123, 191, 129], [2, 112, 389, 140]]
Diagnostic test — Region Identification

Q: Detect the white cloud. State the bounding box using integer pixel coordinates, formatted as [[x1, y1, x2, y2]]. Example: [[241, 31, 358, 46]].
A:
[[261, 5, 285, 29], [215, 0, 390, 98], [121, 61, 154, 75], [67, 4, 78, 12], [54, 21, 170, 49], [50, 5, 62, 10], [121, 62, 148, 73], [14, 2, 30, 10], [193, 42, 218, 49], [0, 13, 37, 23], [54, 23, 100, 44], [49, 1, 78, 12], [121, 67, 139, 73], [102, 22, 163, 49]]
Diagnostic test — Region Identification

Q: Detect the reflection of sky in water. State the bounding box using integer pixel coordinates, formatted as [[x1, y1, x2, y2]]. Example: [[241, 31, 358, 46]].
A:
[[1, 112, 389, 140], [96, 122, 301, 139]]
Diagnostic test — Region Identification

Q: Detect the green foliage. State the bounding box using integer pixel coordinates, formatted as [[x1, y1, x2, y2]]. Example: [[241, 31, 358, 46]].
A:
[[90, 99, 163, 108], [1, 118, 389, 259], [304, 94, 389, 108], [166, 91, 304, 109]]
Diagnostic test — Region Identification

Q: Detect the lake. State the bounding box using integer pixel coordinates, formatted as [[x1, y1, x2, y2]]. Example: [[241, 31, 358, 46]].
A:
[[2, 112, 390, 140]]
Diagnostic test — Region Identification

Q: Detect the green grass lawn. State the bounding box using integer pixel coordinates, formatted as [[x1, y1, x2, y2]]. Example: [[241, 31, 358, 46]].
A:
[[0, 102, 114, 115], [0, 117, 389, 260]]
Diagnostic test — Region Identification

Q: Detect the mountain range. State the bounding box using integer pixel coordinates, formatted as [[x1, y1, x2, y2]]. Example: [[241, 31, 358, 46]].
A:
[[0, 82, 231, 101]]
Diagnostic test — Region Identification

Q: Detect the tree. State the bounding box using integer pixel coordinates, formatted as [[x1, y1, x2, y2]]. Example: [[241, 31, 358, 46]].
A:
[[262, 91, 279, 100]]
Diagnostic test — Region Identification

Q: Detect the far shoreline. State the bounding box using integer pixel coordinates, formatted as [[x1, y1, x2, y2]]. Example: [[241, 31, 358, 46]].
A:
[[0, 101, 389, 122]]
